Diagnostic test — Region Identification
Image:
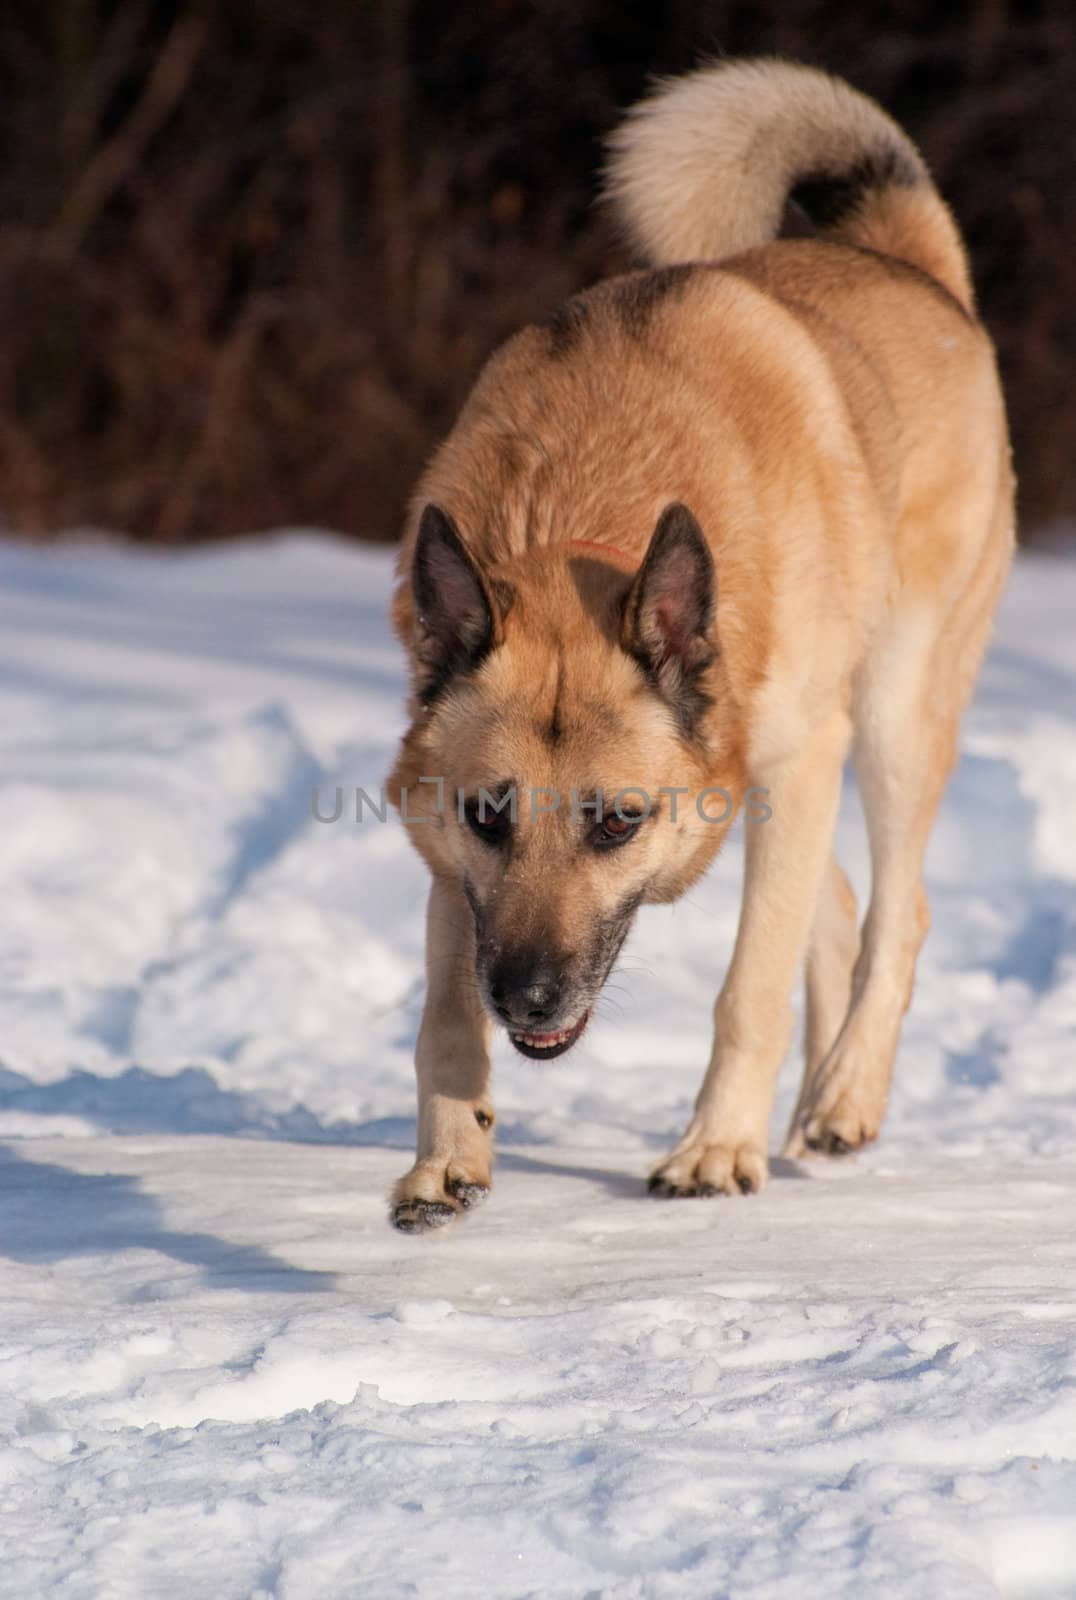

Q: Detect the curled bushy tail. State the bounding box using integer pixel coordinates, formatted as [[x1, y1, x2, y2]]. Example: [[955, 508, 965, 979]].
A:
[[605, 58, 973, 313]]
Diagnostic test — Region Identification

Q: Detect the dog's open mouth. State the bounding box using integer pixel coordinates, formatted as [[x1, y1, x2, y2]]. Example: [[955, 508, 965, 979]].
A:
[[509, 1009, 590, 1060]]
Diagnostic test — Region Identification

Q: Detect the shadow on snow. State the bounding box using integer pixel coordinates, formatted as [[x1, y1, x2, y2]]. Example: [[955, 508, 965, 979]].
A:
[[0, 1143, 338, 1294]]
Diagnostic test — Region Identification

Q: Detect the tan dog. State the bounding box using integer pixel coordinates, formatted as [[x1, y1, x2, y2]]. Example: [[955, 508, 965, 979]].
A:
[[386, 59, 1013, 1232]]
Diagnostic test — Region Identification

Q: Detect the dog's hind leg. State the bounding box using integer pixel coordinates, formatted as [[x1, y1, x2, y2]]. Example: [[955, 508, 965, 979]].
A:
[[784, 654, 947, 1157], [787, 854, 860, 1137], [649, 708, 852, 1198], [391, 879, 496, 1232], [784, 534, 1008, 1158]]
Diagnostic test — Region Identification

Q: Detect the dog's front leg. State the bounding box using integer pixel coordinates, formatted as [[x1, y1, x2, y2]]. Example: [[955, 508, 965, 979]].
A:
[[391, 878, 495, 1232], [650, 712, 851, 1198]]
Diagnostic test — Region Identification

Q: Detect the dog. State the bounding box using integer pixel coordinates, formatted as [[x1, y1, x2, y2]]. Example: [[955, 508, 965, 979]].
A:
[[386, 58, 1013, 1232]]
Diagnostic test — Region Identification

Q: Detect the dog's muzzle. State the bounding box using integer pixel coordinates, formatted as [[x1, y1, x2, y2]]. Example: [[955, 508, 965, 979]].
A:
[[486, 949, 591, 1059]]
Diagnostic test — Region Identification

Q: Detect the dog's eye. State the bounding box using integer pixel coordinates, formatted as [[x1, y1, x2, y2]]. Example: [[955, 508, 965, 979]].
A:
[[464, 797, 513, 845], [593, 811, 644, 849]]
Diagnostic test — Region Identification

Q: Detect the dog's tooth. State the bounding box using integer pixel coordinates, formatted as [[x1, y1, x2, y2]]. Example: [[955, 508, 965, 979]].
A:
[[507, 1018, 584, 1052]]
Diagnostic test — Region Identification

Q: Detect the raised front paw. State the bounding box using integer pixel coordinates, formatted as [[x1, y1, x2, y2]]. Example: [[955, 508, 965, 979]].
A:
[[391, 1158, 491, 1233], [648, 1140, 767, 1198]]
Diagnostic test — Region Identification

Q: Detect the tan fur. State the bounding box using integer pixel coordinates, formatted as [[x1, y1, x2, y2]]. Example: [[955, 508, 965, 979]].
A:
[[386, 58, 1014, 1229]]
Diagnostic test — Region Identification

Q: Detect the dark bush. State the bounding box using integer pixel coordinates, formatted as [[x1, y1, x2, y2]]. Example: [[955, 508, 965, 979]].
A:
[[0, 1, 1072, 541]]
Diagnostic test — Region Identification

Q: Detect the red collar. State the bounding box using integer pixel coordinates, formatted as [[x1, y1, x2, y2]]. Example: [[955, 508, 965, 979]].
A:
[[566, 538, 639, 567]]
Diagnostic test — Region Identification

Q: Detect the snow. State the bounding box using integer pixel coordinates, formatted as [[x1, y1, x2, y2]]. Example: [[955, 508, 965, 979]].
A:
[[0, 532, 1074, 1598]]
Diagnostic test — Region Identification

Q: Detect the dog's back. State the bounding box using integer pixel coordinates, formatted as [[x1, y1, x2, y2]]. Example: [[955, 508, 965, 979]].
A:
[[399, 60, 1009, 641]]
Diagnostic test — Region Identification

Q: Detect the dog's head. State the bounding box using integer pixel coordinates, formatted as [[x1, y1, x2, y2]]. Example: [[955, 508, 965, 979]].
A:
[[390, 501, 744, 1059]]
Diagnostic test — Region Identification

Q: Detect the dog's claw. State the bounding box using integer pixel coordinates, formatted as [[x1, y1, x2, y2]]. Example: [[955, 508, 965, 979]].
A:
[[392, 1198, 456, 1233], [648, 1139, 767, 1198], [805, 1127, 855, 1156], [448, 1178, 490, 1210], [648, 1175, 721, 1199]]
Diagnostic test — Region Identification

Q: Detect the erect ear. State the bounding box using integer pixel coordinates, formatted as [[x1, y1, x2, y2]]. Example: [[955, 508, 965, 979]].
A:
[[622, 503, 716, 733], [412, 504, 501, 702]]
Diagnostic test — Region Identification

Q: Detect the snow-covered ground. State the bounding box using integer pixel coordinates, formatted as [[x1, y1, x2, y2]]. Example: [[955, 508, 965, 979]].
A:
[[0, 534, 1074, 1598]]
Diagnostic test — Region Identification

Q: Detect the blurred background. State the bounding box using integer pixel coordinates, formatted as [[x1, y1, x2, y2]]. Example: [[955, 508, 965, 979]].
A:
[[0, 0, 1072, 545]]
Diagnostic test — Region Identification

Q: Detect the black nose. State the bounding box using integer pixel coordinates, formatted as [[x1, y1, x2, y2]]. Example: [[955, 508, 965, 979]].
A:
[[488, 952, 563, 1027]]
